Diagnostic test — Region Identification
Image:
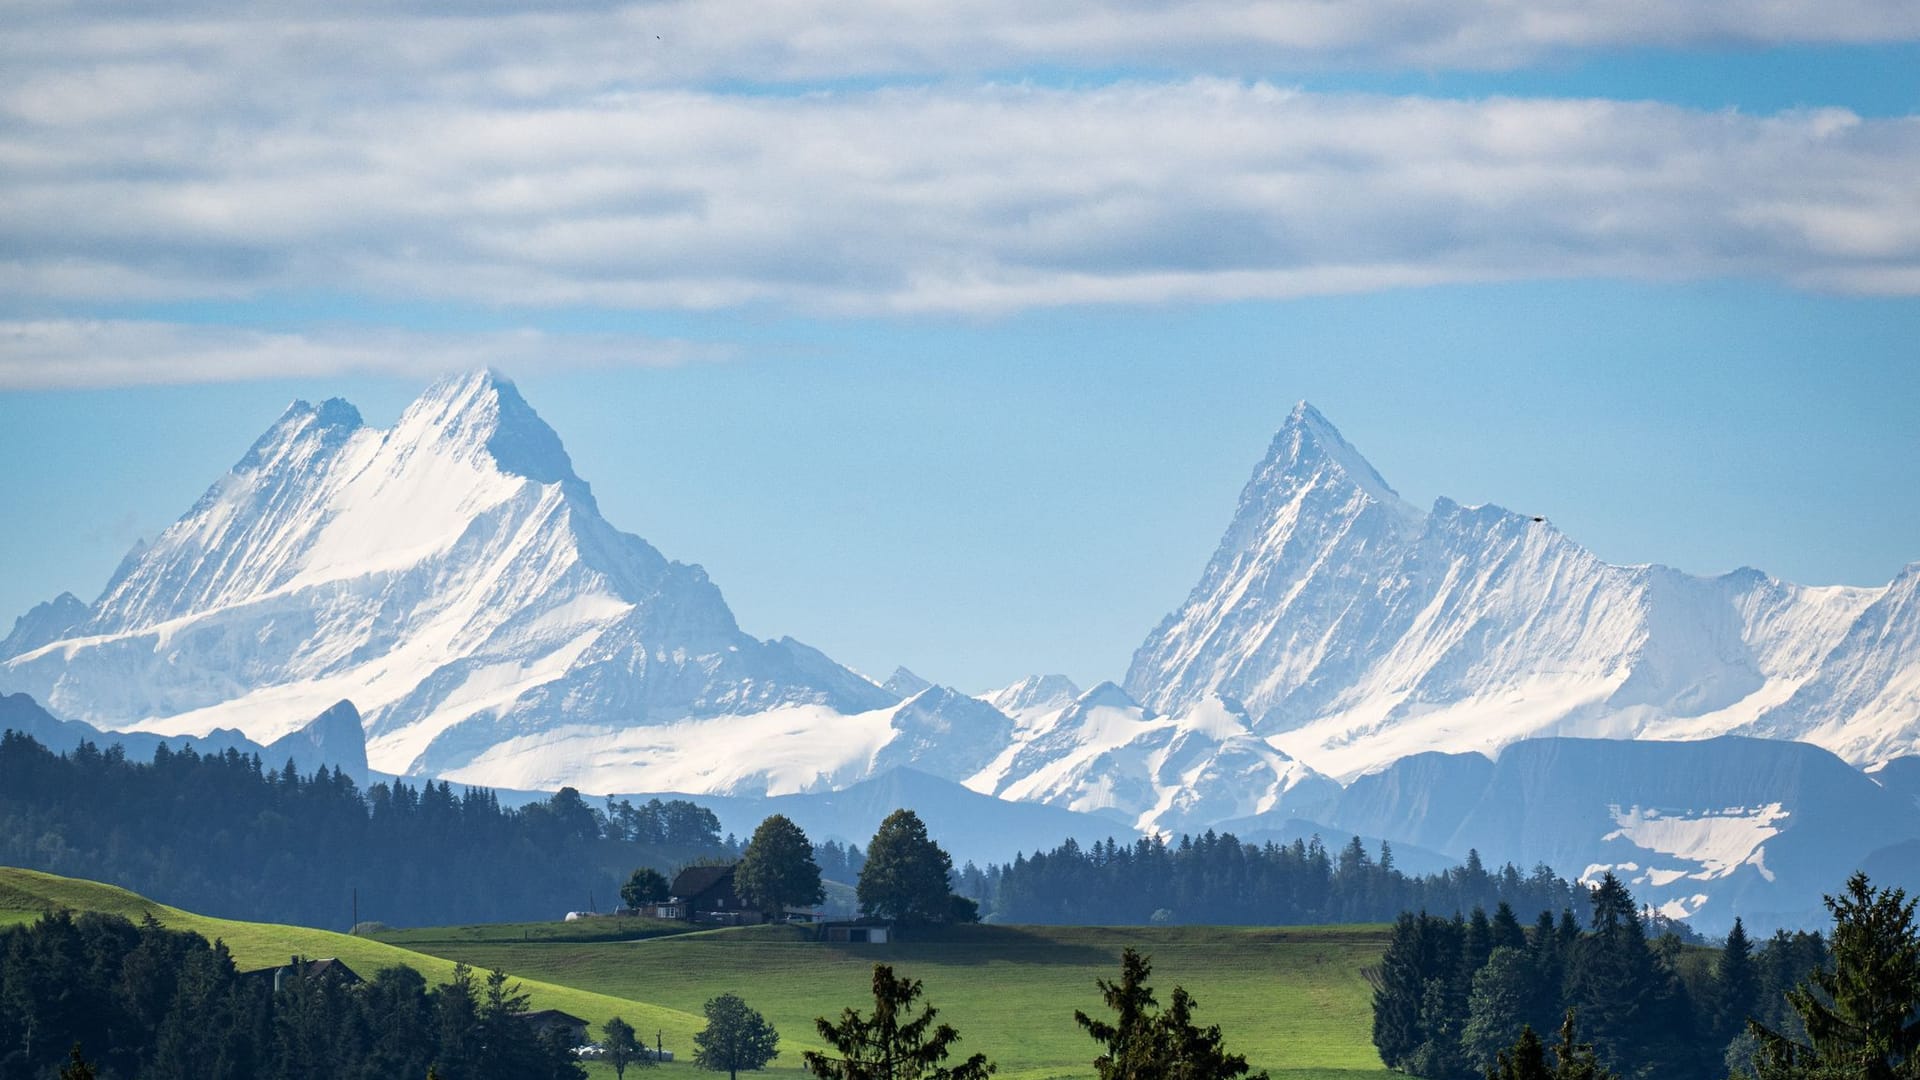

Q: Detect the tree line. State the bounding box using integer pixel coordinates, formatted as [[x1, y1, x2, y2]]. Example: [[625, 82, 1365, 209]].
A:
[[961, 831, 1589, 927], [0, 730, 732, 928], [1371, 871, 1834, 1079], [0, 909, 580, 1080]]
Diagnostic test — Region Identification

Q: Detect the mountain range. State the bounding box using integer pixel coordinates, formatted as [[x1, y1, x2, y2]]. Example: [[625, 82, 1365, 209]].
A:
[[6, 370, 1919, 930]]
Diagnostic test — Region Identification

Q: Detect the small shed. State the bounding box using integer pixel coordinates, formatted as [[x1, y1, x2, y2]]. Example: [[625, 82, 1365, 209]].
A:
[[822, 923, 892, 944]]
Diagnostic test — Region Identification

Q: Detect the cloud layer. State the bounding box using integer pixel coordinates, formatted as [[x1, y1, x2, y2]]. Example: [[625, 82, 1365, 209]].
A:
[[0, 321, 721, 389], [4, 79, 1918, 320]]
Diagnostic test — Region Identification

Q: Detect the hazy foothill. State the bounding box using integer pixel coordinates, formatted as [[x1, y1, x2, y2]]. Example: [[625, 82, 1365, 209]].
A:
[[3, 0, 1917, 1074]]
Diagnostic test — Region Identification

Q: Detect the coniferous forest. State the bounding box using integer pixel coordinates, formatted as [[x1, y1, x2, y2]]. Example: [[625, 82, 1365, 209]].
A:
[[963, 834, 1589, 928], [1370, 872, 1830, 1079], [0, 909, 582, 1080], [0, 731, 732, 928]]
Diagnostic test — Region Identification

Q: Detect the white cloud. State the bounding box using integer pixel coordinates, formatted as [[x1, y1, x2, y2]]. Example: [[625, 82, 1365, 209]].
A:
[[2, 79, 1917, 316], [5, 0, 1917, 102], [0, 320, 726, 389]]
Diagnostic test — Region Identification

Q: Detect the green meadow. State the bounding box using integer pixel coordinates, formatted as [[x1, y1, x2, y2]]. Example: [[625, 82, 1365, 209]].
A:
[[1, 867, 1390, 1080], [382, 922, 1391, 1080]]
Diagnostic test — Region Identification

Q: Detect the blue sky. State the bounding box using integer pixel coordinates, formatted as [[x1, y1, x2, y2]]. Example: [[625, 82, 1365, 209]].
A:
[[2, 2, 1917, 690]]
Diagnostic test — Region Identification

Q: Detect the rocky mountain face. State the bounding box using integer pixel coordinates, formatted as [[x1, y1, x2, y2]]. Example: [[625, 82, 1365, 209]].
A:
[[1326, 735, 1920, 932], [1124, 402, 1913, 781]]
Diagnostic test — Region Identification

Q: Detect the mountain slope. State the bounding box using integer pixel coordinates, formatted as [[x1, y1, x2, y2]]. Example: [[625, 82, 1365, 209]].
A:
[[1327, 735, 1920, 931], [0, 371, 895, 791], [1125, 402, 1903, 779]]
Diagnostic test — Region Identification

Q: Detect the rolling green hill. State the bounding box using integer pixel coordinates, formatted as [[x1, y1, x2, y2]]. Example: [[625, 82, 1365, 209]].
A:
[[0, 867, 702, 1047]]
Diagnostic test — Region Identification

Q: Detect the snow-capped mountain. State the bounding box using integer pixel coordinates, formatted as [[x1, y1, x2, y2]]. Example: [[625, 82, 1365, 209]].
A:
[[963, 680, 1339, 835], [1, 371, 903, 791], [1124, 402, 1912, 780]]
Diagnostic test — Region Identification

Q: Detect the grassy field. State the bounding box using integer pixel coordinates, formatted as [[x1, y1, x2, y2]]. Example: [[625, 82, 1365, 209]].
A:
[[383, 921, 1393, 1080], [1, 867, 1390, 1080]]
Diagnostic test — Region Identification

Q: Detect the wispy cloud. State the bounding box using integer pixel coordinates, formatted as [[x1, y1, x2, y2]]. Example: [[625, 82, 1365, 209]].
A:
[[0, 320, 726, 389], [3, 80, 1917, 316]]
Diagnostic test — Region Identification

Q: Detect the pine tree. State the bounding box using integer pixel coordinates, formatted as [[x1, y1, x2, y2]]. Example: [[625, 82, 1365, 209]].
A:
[[1750, 872, 1920, 1080], [1373, 913, 1428, 1069], [1075, 948, 1266, 1080], [1714, 917, 1759, 1046], [802, 965, 993, 1080]]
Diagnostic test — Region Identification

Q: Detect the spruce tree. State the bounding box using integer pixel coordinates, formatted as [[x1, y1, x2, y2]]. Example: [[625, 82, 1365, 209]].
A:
[[1373, 913, 1428, 1069], [803, 965, 992, 1080], [1714, 917, 1759, 1046], [1750, 872, 1920, 1080], [1075, 948, 1266, 1080]]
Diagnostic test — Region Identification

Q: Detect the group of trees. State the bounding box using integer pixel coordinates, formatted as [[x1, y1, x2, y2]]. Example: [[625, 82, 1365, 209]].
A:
[[968, 832, 1585, 927], [0, 910, 580, 1080], [642, 809, 980, 927], [1372, 872, 1837, 1079], [0, 731, 732, 927]]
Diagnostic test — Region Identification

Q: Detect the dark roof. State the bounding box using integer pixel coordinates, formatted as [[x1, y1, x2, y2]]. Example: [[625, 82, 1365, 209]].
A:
[[517, 1009, 590, 1029], [240, 957, 363, 986], [670, 863, 736, 899]]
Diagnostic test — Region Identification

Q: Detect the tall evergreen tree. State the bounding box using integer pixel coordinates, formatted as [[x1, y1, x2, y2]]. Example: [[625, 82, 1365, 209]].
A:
[[1373, 913, 1428, 1069], [1750, 873, 1920, 1080], [802, 965, 992, 1080], [1075, 948, 1266, 1080], [1714, 917, 1760, 1047]]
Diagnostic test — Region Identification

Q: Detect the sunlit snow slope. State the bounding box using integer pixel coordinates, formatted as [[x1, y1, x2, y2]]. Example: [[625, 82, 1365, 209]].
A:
[[1125, 402, 1913, 781]]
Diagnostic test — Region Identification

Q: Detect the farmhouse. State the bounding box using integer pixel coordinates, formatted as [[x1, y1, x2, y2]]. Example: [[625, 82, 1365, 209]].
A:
[[670, 863, 751, 924], [517, 1009, 591, 1046], [242, 957, 363, 993]]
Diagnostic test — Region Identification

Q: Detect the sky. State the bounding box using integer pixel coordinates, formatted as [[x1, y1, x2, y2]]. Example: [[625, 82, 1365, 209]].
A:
[[1, 1, 1917, 692]]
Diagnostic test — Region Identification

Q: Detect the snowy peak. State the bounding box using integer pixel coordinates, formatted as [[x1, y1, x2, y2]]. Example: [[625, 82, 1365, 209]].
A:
[[0, 370, 891, 789], [1273, 401, 1418, 522], [1126, 405, 1917, 782], [981, 673, 1082, 718], [1124, 404, 1427, 721], [883, 666, 934, 698], [1, 592, 91, 660], [402, 369, 579, 487]]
